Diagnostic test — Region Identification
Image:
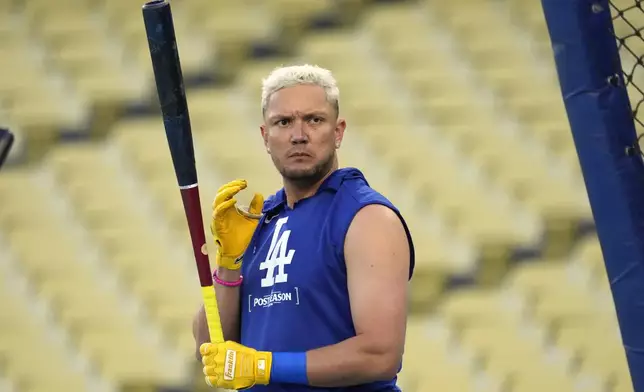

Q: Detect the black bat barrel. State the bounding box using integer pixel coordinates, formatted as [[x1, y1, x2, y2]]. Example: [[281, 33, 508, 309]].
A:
[[142, 0, 197, 188]]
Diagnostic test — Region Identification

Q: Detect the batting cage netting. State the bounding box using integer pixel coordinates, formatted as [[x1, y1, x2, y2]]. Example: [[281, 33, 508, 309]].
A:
[[541, 0, 644, 391], [611, 0, 644, 135]]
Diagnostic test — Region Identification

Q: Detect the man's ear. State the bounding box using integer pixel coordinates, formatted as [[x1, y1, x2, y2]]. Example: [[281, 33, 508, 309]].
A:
[[260, 124, 270, 153], [335, 118, 347, 149]]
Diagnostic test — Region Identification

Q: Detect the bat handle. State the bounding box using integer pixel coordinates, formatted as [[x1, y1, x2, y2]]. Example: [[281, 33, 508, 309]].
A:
[[202, 286, 225, 343], [180, 186, 225, 344]]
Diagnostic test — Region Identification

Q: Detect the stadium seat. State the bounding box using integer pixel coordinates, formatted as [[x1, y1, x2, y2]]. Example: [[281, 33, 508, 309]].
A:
[[573, 235, 606, 277], [459, 325, 545, 362], [402, 319, 481, 392], [554, 322, 629, 383], [78, 328, 184, 385], [506, 260, 588, 301], [437, 288, 523, 328], [0, 278, 89, 392], [532, 289, 599, 327], [508, 371, 580, 392], [23, 0, 91, 21]]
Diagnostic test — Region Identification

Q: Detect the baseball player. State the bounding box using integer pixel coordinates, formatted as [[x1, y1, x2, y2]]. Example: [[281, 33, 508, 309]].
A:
[[193, 64, 415, 392]]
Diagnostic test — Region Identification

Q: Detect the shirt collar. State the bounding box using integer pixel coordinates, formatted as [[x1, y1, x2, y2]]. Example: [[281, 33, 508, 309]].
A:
[[262, 167, 365, 214]]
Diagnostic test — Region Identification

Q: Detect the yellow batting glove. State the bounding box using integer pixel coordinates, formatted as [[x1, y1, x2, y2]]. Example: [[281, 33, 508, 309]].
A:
[[201, 341, 272, 390], [210, 179, 264, 270]]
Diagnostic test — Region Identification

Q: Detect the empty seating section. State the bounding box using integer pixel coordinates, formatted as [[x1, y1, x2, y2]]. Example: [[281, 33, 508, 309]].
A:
[[0, 168, 185, 389], [45, 143, 201, 362], [0, 0, 633, 391], [0, 280, 89, 392]]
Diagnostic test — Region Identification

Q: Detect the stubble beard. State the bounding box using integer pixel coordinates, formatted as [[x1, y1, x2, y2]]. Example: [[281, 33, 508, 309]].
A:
[[276, 151, 335, 190]]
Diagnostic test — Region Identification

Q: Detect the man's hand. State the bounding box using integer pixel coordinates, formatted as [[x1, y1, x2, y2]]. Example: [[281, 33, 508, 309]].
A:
[[201, 341, 272, 389], [211, 180, 264, 270]]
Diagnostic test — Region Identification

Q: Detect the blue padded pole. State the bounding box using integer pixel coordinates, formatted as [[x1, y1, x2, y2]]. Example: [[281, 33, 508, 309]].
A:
[[541, 0, 644, 390]]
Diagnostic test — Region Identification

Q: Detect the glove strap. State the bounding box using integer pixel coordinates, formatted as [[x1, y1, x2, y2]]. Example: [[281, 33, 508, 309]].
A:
[[213, 270, 244, 287], [254, 351, 272, 385], [216, 250, 243, 271]]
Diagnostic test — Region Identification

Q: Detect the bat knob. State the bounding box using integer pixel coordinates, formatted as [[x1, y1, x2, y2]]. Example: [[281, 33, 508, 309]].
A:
[[143, 0, 167, 10], [236, 206, 263, 220]]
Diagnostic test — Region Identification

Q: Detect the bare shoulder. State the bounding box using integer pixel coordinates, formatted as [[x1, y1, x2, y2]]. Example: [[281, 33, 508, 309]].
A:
[[348, 204, 406, 236], [344, 204, 410, 268]]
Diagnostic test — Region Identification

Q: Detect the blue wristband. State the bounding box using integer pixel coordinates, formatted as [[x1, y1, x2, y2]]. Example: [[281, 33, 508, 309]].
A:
[[271, 352, 308, 385]]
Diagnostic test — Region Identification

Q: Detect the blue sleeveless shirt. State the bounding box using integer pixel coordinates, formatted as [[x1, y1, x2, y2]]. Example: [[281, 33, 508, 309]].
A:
[[239, 167, 415, 392]]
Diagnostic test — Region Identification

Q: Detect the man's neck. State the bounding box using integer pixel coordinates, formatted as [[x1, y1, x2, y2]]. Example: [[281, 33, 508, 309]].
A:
[[284, 164, 337, 208]]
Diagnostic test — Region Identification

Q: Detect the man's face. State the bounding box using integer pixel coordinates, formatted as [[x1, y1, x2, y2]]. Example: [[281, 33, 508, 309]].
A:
[[261, 84, 345, 186]]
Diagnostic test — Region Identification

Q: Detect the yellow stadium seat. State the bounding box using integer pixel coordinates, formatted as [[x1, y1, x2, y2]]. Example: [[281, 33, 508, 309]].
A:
[[403, 322, 478, 391], [23, 0, 91, 21], [0, 324, 48, 358], [376, 41, 449, 75], [130, 272, 199, 310], [506, 260, 587, 300], [152, 300, 200, 338], [297, 29, 359, 65], [56, 293, 131, 331], [414, 365, 478, 392], [7, 226, 80, 271], [73, 62, 145, 113], [200, 9, 272, 65], [4, 90, 78, 153], [554, 321, 629, 382], [400, 70, 470, 103], [3, 338, 79, 385], [23, 378, 89, 392], [525, 120, 575, 156], [0, 196, 60, 231], [582, 346, 631, 384], [364, 2, 431, 42], [235, 59, 294, 95], [77, 328, 185, 384], [532, 289, 597, 326], [437, 288, 522, 327], [573, 235, 606, 276], [46, 143, 108, 177], [64, 179, 128, 208], [32, 13, 97, 47], [105, 245, 179, 280], [93, 226, 179, 265], [100, 230, 168, 264], [614, 375, 636, 392], [269, 0, 334, 29], [555, 322, 622, 352], [508, 370, 579, 392], [187, 87, 244, 131], [445, 9, 511, 47], [176, 325, 197, 352], [404, 239, 455, 310]]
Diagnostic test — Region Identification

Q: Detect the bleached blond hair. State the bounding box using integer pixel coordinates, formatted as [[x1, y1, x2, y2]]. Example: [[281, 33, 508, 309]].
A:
[[261, 64, 340, 116]]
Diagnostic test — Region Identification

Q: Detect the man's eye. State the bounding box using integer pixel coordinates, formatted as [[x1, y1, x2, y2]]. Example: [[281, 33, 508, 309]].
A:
[[310, 117, 323, 124], [277, 119, 290, 126]]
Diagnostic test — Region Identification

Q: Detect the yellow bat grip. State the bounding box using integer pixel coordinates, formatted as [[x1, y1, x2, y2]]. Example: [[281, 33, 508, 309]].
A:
[[201, 285, 224, 343]]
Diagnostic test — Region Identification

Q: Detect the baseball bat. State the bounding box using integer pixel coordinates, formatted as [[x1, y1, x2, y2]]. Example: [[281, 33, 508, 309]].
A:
[[0, 128, 14, 171], [142, 0, 224, 344]]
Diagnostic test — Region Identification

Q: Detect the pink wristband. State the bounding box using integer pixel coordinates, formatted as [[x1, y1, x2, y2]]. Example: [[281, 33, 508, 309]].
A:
[[213, 270, 243, 287]]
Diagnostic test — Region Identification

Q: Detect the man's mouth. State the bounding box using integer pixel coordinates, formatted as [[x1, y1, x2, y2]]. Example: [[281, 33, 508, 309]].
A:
[[288, 152, 311, 158]]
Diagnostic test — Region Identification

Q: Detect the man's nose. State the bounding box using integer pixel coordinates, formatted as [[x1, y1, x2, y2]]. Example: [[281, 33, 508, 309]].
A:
[[290, 120, 308, 143]]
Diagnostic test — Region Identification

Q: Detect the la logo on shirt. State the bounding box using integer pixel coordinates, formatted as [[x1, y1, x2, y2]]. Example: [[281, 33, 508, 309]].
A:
[[248, 217, 300, 311]]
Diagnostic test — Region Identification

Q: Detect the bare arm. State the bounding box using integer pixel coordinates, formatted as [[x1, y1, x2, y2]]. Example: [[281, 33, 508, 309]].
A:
[[305, 204, 411, 387], [192, 267, 242, 360]]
